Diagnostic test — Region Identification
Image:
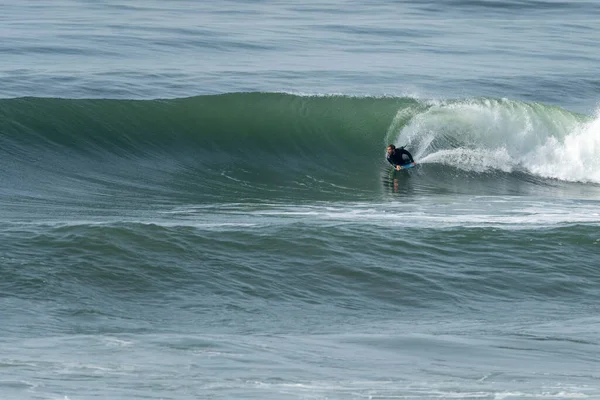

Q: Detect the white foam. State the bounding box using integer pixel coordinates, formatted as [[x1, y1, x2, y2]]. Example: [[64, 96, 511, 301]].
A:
[[525, 109, 600, 183], [231, 200, 600, 229], [391, 99, 600, 183], [494, 391, 589, 399]]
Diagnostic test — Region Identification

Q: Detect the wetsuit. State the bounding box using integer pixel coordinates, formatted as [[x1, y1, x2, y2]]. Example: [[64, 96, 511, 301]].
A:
[[387, 147, 414, 167]]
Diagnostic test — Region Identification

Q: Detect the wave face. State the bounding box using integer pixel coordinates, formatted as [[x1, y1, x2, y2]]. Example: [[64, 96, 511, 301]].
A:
[[1, 93, 599, 205]]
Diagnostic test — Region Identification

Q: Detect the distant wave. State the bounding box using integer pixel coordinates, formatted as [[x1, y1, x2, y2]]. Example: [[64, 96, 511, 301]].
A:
[[1, 93, 598, 203]]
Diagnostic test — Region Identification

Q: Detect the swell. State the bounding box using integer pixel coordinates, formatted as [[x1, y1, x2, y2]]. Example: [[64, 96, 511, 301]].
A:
[[2, 222, 599, 315]]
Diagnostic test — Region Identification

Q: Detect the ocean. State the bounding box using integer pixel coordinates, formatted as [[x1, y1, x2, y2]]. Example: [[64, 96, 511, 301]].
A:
[[1, 1, 599, 399]]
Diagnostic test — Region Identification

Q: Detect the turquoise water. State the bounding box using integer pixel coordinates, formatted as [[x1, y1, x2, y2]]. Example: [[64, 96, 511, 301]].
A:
[[1, 2, 600, 399]]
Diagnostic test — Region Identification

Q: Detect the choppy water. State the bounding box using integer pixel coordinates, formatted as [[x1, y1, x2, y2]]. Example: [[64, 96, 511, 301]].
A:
[[1, 1, 600, 399]]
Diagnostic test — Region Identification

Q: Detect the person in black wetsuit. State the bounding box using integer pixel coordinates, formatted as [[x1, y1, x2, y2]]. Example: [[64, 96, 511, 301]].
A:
[[386, 144, 416, 170]]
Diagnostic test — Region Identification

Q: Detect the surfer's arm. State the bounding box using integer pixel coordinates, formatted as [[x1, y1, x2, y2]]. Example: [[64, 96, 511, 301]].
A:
[[387, 157, 401, 170]]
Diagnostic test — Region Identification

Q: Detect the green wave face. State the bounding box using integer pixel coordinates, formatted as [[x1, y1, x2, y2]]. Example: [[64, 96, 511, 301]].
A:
[[0, 93, 416, 157], [1, 93, 598, 204]]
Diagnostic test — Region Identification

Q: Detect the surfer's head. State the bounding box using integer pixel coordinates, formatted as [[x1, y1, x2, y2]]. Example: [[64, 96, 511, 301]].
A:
[[386, 144, 395, 156]]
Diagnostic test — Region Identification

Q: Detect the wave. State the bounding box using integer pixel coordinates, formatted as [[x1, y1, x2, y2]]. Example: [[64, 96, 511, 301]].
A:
[[1, 93, 598, 203], [3, 221, 600, 312]]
